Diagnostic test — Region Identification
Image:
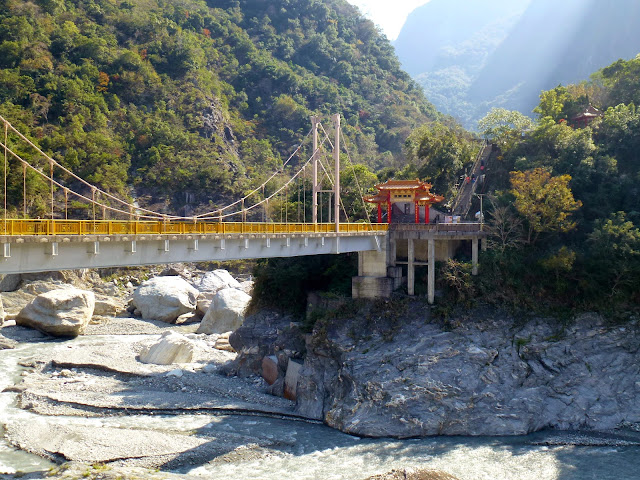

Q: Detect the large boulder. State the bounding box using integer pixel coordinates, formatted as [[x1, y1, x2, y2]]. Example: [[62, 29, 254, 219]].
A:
[[0, 274, 21, 292], [93, 295, 125, 317], [139, 331, 194, 365], [196, 269, 242, 316], [132, 277, 198, 323], [197, 287, 251, 334], [365, 470, 459, 480], [15, 288, 95, 337], [0, 294, 4, 325], [237, 280, 254, 295]]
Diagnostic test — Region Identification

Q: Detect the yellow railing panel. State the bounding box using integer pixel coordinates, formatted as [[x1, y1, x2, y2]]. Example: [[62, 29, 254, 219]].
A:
[[0, 219, 389, 237]]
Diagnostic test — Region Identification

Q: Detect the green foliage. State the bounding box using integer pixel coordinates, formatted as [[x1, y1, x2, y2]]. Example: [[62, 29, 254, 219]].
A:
[[403, 121, 474, 195], [0, 0, 436, 216], [477, 107, 534, 146], [466, 55, 640, 316], [250, 254, 358, 316], [509, 168, 582, 245], [587, 212, 640, 301]]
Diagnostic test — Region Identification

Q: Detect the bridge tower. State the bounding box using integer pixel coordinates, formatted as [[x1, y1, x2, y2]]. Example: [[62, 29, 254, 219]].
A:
[[310, 114, 341, 230]]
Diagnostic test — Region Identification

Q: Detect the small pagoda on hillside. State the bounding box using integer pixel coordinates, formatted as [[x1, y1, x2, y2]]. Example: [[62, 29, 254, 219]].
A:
[[571, 105, 602, 128], [364, 179, 444, 224]]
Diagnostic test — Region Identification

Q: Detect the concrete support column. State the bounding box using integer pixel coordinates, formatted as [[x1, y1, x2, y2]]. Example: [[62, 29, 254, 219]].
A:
[[407, 238, 415, 296], [428, 238, 435, 304], [389, 237, 397, 267], [472, 236, 479, 275]]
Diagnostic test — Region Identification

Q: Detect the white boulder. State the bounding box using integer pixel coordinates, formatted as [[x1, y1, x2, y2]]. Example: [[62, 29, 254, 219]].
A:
[[139, 331, 194, 365], [132, 277, 198, 323], [197, 287, 251, 334], [196, 270, 241, 316], [93, 295, 124, 317], [15, 288, 95, 337], [238, 280, 254, 295]]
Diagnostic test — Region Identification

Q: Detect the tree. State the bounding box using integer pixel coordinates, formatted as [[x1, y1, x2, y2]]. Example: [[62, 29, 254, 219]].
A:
[[477, 108, 534, 146], [485, 198, 524, 252], [588, 212, 640, 299], [509, 168, 582, 245], [404, 121, 472, 195], [534, 85, 570, 121], [340, 163, 378, 221]]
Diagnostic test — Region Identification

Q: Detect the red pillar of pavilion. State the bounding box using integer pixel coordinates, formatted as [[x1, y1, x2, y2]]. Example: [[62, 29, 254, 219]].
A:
[[424, 204, 430, 224], [377, 204, 382, 223], [387, 201, 392, 223], [414, 202, 419, 224]]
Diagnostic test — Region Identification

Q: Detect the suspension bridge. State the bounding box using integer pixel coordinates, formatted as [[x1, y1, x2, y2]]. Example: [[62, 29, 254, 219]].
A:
[[0, 113, 486, 303]]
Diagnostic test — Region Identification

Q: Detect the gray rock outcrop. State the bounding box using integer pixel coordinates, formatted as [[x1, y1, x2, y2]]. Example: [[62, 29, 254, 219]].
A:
[[139, 331, 195, 365], [225, 310, 305, 380], [231, 302, 640, 437], [0, 274, 21, 292], [15, 288, 95, 337], [132, 277, 198, 323], [197, 287, 251, 334], [0, 294, 4, 325], [293, 309, 640, 437]]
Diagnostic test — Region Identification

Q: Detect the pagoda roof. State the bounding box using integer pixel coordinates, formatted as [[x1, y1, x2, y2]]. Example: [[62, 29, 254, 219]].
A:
[[415, 192, 444, 204], [374, 179, 433, 191], [364, 178, 444, 204], [572, 105, 602, 120], [364, 193, 388, 203]]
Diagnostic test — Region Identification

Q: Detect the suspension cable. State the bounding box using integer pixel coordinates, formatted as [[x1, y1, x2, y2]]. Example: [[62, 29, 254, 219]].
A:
[[3, 121, 7, 229], [22, 161, 26, 218], [340, 130, 374, 224], [194, 128, 314, 219], [0, 114, 166, 220]]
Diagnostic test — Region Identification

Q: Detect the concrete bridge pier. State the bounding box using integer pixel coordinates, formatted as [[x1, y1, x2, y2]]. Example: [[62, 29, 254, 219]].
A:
[[353, 225, 486, 303], [352, 239, 395, 298]]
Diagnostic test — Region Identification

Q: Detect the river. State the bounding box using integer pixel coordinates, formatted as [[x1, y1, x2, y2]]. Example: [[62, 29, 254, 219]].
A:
[[2, 336, 640, 479]]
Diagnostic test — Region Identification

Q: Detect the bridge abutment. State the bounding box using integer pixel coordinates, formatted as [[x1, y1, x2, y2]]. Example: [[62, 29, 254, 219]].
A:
[[352, 240, 394, 299], [353, 225, 487, 303]]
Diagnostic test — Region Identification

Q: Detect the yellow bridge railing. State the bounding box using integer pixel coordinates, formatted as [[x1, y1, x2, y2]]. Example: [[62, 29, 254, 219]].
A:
[[0, 219, 389, 236]]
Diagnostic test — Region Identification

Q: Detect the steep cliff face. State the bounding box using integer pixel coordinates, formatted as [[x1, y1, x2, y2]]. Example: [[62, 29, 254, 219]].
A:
[[295, 307, 640, 437], [231, 302, 640, 437]]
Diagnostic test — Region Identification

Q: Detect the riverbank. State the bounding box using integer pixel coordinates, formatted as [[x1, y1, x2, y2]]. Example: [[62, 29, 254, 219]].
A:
[[2, 269, 640, 479], [230, 298, 640, 438]]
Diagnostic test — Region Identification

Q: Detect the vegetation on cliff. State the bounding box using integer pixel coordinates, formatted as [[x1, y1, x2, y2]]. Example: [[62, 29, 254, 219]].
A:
[[0, 0, 435, 215], [439, 56, 640, 315]]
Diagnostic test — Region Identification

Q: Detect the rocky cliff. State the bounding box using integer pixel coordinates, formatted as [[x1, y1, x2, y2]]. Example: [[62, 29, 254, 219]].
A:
[[231, 300, 640, 437]]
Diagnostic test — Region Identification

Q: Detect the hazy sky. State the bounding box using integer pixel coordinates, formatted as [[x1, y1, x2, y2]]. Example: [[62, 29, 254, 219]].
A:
[[348, 0, 430, 40]]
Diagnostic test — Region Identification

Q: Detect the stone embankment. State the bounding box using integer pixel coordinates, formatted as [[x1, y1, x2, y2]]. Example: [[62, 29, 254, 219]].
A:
[[230, 300, 640, 438]]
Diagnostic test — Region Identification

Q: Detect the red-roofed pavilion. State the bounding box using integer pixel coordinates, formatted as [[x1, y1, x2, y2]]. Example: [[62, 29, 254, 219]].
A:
[[364, 179, 444, 224]]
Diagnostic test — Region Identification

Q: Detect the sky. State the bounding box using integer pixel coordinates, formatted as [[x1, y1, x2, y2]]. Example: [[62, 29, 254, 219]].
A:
[[348, 0, 430, 40]]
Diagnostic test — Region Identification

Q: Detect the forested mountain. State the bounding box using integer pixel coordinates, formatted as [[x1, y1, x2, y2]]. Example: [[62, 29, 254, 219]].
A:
[[0, 0, 436, 215], [463, 55, 640, 314], [395, 0, 640, 129]]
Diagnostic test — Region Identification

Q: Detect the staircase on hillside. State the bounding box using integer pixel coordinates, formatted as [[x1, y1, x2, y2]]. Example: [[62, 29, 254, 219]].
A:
[[451, 142, 492, 219]]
